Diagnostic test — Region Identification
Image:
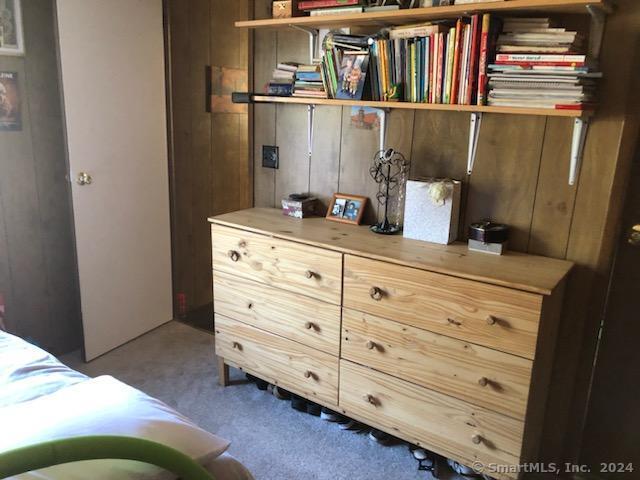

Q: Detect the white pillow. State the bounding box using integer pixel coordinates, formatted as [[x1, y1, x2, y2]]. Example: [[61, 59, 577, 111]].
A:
[[1, 375, 230, 479]]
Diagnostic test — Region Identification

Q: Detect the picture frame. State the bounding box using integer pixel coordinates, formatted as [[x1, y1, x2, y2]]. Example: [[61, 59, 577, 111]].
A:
[[0, 0, 25, 57], [326, 193, 368, 225]]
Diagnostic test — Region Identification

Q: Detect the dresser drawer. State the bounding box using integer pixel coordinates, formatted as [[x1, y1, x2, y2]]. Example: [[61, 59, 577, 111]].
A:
[[343, 255, 542, 359], [215, 315, 339, 406], [342, 309, 532, 419], [339, 360, 523, 476], [212, 224, 342, 305], [214, 271, 341, 356]]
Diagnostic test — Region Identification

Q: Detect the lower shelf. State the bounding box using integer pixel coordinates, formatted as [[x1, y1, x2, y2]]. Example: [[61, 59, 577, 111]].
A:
[[250, 94, 593, 118]]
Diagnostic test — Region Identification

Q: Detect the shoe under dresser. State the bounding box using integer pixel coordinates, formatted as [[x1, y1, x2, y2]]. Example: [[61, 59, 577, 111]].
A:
[[210, 208, 573, 480]]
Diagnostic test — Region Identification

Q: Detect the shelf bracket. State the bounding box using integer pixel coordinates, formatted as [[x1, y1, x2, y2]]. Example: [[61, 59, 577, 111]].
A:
[[307, 104, 315, 167], [467, 112, 482, 175], [379, 109, 390, 152], [290, 25, 320, 64], [586, 4, 610, 60], [569, 117, 589, 186]]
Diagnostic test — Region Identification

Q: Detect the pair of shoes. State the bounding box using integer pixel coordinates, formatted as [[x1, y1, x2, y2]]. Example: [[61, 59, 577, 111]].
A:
[[338, 419, 369, 432], [447, 459, 481, 477], [290, 394, 322, 416], [320, 407, 345, 422], [272, 385, 291, 400], [369, 429, 399, 446]]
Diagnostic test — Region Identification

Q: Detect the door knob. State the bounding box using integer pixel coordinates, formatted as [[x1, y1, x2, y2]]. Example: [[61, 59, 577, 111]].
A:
[[629, 225, 640, 247], [76, 172, 93, 186]]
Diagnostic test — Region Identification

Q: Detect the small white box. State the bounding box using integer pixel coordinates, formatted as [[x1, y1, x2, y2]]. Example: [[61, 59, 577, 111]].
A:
[[403, 178, 462, 245]]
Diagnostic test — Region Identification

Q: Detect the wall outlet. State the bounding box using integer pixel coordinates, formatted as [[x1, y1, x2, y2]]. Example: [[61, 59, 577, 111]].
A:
[[262, 145, 279, 169]]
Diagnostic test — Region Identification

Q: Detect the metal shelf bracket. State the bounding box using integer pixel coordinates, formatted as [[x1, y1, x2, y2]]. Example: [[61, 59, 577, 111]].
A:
[[379, 109, 391, 152], [307, 104, 315, 166], [586, 4, 611, 60], [569, 117, 589, 186], [467, 112, 483, 175], [290, 25, 320, 64]]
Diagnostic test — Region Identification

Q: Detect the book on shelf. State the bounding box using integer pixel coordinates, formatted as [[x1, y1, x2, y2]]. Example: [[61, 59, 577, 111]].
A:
[[262, 13, 601, 113], [486, 17, 599, 111], [310, 6, 363, 15], [298, 0, 361, 11]]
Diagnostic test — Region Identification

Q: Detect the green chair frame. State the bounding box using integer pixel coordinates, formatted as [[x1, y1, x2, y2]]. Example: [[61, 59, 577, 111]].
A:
[[0, 435, 215, 480]]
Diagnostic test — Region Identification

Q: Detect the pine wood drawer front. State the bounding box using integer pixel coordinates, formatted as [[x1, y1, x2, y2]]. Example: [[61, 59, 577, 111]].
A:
[[339, 360, 523, 476], [342, 309, 533, 419], [214, 271, 341, 356], [343, 255, 543, 359], [211, 224, 342, 305], [215, 314, 339, 405]]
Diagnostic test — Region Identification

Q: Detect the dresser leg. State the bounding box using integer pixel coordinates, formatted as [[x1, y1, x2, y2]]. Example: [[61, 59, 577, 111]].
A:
[[217, 356, 230, 387]]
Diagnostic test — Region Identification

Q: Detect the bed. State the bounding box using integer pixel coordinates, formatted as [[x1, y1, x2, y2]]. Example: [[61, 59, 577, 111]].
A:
[[0, 330, 253, 480]]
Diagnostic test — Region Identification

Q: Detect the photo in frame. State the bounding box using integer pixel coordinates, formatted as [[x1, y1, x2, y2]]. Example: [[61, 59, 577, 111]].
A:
[[0, 0, 24, 56], [326, 193, 368, 225], [0, 71, 21, 131]]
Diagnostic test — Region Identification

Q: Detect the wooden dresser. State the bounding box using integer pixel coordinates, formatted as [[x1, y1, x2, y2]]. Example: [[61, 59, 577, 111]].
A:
[[209, 208, 572, 480]]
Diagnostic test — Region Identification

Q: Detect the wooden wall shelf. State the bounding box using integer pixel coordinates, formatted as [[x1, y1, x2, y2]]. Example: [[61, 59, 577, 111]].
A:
[[236, 0, 608, 29], [251, 95, 591, 118]]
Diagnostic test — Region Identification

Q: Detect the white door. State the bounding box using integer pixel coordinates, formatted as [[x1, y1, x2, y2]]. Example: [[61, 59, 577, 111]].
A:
[[57, 0, 172, 360]]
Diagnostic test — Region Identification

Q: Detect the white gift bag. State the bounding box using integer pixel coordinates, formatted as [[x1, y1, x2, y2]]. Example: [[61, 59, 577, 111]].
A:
[[403, 178, 462, 245]]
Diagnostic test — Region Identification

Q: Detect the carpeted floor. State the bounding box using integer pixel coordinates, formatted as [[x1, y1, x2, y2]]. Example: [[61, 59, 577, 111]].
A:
[[62, 321, 463, 480]]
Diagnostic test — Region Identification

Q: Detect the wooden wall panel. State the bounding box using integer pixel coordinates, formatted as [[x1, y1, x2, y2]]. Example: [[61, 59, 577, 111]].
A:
[[0, 0, 81, 354], [528, 118, 576, 258], [253, 0, 276, 207], [167, 0, 252, 314], [309, 106, 342, 210], [464, 115, 546, 252]]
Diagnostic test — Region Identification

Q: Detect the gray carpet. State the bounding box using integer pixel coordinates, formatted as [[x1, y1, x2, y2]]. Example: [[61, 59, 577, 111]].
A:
[[62, 321, 463, 480]]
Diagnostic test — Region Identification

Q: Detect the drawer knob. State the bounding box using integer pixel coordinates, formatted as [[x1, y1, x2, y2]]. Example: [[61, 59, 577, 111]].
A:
[[471, 434, 483, 445], [305, 270, 316, 279], [232, 342, 241, 350], [304, 370, 313, 379], [366, 341, 376, 350], [369, 287, 383, 301], [228, 250, 240, 262], [486, 315, 497, 325], [478, 377, 489, 387], [364, 394, 378, 406], [304, 321, 315, 330]]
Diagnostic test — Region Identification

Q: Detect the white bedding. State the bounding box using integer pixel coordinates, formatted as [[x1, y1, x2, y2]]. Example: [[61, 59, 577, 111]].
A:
[[0, 331, 253, 480]]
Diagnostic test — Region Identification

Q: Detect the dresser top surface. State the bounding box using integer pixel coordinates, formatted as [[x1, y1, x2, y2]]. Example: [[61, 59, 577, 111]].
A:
[[209, 208, 573, 295]]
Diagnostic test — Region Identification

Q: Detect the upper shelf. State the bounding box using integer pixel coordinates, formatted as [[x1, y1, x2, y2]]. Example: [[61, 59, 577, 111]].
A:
[[236, 0, 609, 29]]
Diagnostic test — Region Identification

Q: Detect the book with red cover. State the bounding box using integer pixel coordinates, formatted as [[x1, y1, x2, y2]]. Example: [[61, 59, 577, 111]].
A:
[[298, 0, 360, 10], [465, 14, 481, 105]]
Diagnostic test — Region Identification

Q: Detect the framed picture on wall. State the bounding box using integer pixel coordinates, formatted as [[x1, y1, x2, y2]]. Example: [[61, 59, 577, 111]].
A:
[[0, 0, 25, 56], [0, 71, 21, 130], [326, 193, 368, 225]]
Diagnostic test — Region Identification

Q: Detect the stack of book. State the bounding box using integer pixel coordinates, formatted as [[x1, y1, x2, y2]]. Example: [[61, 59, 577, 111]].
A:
[[292, 64, 328, 99], [299, 0, 363, 16], [369, 15, 499, 105], [321, 33, 371, 100], [267, 63, 298, 96], [487, 18, 598, 110]]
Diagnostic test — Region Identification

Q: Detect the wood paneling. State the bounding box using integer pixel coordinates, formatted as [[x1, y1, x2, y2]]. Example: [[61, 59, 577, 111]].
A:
[[166, 0, 251, 315], [0, 0, 81, 354]]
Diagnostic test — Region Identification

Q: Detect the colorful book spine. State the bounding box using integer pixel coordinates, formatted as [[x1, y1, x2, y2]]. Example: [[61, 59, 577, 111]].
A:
[[443, 27, 456, 104], [450, 19, 463, 105], [466, 14, 480, 105], [477, 14, 491, 106], [298, 0, 360, 10]]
